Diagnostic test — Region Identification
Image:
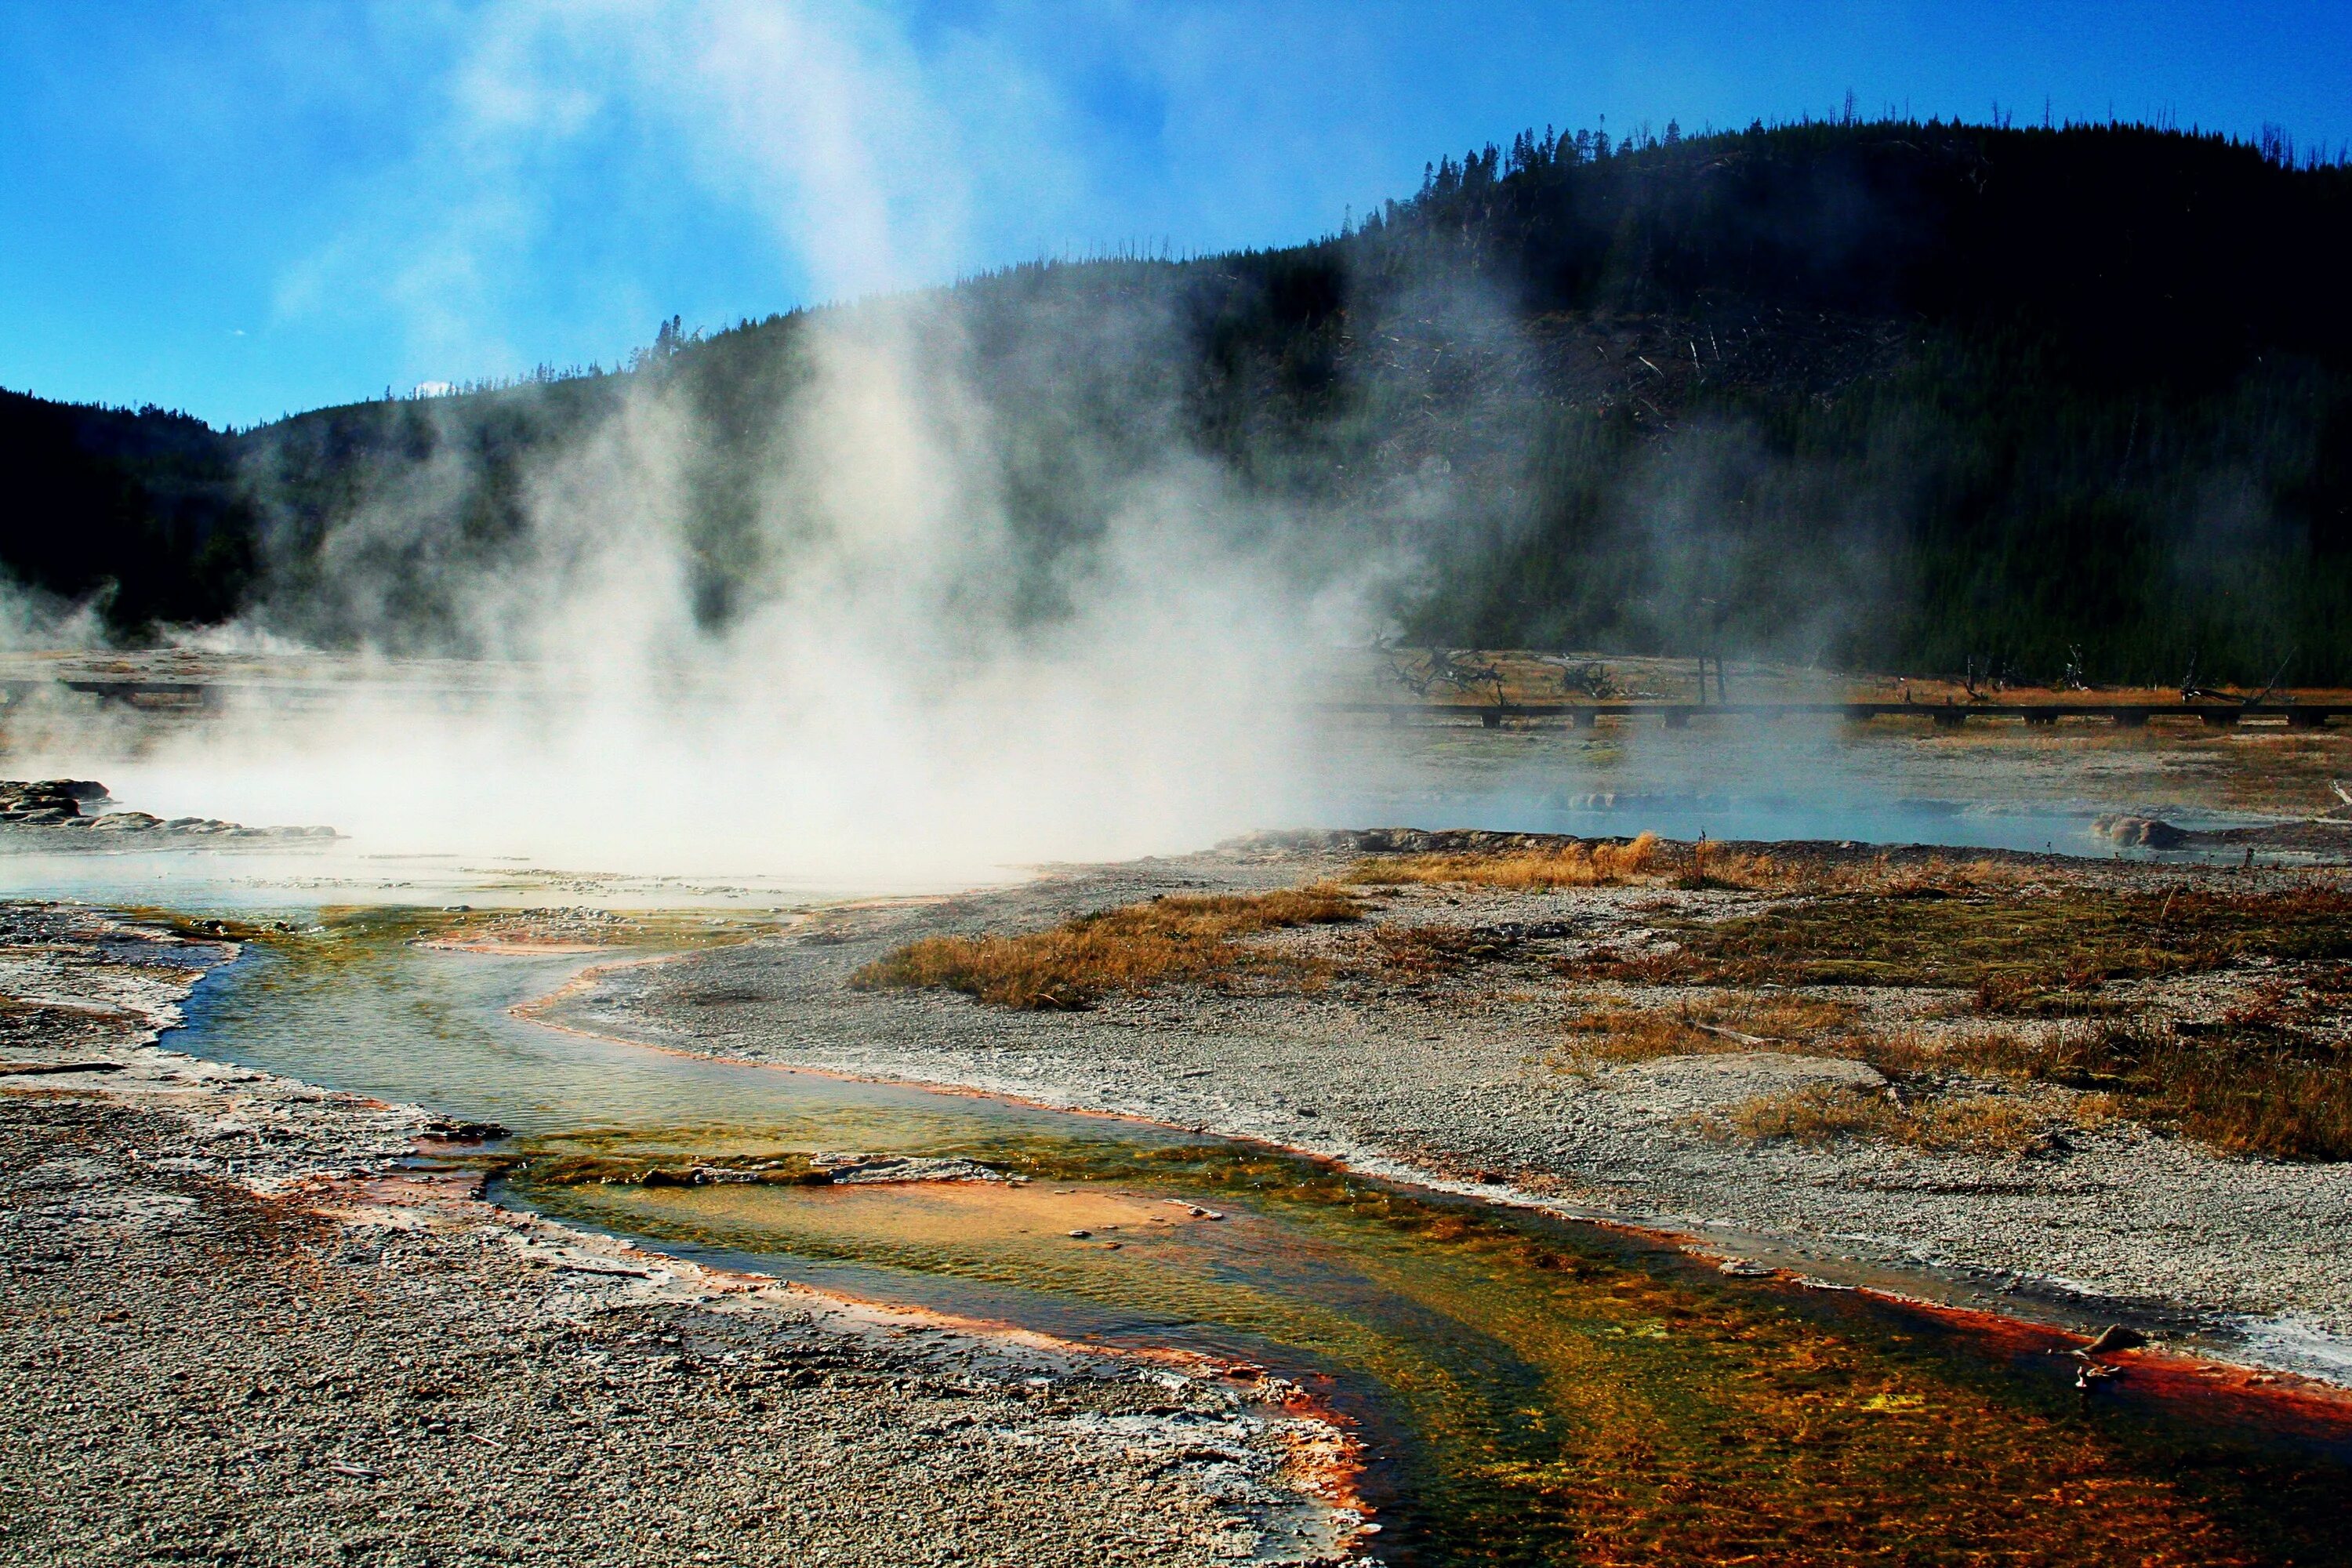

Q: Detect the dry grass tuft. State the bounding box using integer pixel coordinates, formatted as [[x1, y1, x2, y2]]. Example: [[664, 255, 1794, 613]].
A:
[[1560, 993, 1860, 1065], [1563, 883, 2352, 991], [1348, 833, 2035, 899], [1969, 971, 2126, 1018], [1846, 1017, 2352, 1161], [851, 884, 1363, 1010], [1348, 832, 1663, 891], [1365, 924, 1526, 985], [1676, 848, 2037, 895], [1944, 1019, 2352, 1162], [1716, 1083, 2051, 1154]]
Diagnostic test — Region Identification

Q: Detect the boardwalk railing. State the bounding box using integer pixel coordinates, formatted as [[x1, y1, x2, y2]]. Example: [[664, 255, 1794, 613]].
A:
[[6, 677, 2346, 731], [1326, 700, 2350, 731]]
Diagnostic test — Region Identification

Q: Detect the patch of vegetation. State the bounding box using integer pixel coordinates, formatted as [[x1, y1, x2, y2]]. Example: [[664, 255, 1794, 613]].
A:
[[1353, 836, 2034, 899], [1559, 992, 1861, 1065], [1674, 849, 2036, 896], [1361, 924, 1532, 986], [850, 885, 1362, 1010], [1950, 1020, 2352, 1162], [1565, 884, 2352, 991], [1971, 971, 2129, 1018], [1349, 832, 1661, 890], [1715, 1083, 2052, 1156]]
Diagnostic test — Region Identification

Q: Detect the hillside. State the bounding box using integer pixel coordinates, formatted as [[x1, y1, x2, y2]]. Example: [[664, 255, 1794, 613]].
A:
[[0, 390, 256, 628], [5, 117, 2348, 681]]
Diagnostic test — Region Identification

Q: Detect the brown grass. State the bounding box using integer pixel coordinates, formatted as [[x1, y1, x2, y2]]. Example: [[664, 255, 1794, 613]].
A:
[[850, 884, 1363, 1010], [1828, 1016, 2352, 1161], [1717, 1083, 2051, 1155], [1942, 1019, 2352, 1161], [1363, 924, 1528, 985], [1563, 884, 2352, 991], [1347, 832, 1663, 890], [1675, 848, 2038, 895], [1559, 993, 1861, 1065], [1969, 971, 2126, 1018], [1348, 833, 2038, 899]]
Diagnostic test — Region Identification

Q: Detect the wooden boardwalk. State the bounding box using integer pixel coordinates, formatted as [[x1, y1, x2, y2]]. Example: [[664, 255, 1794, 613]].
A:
[[9, 674, 2347, 732], [1330, 699, 2352, 731]]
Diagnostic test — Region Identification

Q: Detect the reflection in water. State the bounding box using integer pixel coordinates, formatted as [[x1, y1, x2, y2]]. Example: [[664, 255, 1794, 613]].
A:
[[174, 913, 2352, 1566]]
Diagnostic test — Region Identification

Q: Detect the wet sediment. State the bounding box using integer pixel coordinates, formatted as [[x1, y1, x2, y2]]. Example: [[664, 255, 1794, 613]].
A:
[[0, 905, 1351, 1567]]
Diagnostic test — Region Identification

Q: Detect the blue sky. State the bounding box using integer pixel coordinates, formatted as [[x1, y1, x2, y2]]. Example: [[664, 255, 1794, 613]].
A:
[[5, 1, 2349, 429]]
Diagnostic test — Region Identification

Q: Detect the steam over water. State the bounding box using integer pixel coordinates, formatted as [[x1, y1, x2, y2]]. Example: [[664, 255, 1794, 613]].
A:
[[10, 292, 1349, 886], [0, 8, 2317, 891]]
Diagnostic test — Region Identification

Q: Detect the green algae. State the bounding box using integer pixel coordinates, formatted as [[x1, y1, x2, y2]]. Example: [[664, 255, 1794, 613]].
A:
[[519, 1128, 2352, 1568]]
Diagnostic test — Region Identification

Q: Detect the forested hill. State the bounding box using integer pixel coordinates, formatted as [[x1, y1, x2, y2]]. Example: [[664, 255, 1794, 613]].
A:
[[0, 390, 256, 628], [5, 117, 2350, 682]]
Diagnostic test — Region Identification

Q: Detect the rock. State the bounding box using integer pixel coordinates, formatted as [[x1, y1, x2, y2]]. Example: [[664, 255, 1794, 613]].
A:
[[810, 1154, 1004, 1185], [423, 1119, 509, 1142], [2094, 815, 2188, 848], [0, 779, 107, 822], [0, 782, 334, 842], [1600, 1051, 1885, 1116]]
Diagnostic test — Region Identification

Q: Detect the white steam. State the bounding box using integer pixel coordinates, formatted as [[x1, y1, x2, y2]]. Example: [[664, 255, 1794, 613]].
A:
[[126, 336, 1352, 885], [5, 2, 1381, 887]]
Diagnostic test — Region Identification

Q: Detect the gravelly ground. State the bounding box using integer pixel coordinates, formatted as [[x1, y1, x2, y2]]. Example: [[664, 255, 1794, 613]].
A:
[[0, 905, 1352, 1568], [555, 836, 2352, 1381]]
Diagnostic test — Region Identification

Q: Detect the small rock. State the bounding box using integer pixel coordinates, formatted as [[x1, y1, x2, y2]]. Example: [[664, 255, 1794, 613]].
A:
[[2093, 815, 2188, 849]]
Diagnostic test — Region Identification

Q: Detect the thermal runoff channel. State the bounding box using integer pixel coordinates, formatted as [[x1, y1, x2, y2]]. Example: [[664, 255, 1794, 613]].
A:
[[7, 8, 2352, 1564]]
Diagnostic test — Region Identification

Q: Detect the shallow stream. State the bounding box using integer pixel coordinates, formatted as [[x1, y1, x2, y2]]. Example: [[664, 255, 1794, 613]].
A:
[[173, 913, 2352, 1566]]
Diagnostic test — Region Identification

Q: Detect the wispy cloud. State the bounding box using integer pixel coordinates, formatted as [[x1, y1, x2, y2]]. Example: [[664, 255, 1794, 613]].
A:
[[271, 0, 1095, 376]]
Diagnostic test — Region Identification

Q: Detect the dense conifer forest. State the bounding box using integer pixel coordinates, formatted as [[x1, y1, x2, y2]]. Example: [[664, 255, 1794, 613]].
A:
[[5, 116, 2348, 681]]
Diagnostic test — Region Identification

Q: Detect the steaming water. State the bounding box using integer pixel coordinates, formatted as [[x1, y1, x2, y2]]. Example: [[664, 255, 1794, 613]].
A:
[[0, 702, 2297, 916], [165, 916, 2352, 1566], [0, 844, 900, 912], [1322, 715, 2292, 862]]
